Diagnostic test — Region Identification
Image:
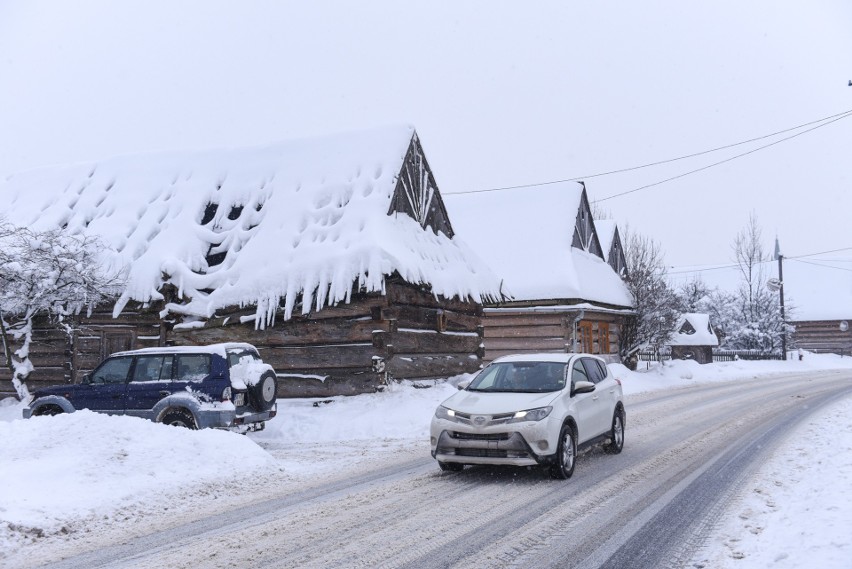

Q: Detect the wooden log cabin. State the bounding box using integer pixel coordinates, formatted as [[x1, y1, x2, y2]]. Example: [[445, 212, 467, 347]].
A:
[[791, 318, 852, 355], [0, 126, 500, 398], [444, 182, 634, 363]]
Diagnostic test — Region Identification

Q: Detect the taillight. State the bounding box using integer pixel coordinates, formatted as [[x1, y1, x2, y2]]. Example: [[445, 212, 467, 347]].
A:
[[222, 386, 232, 401]]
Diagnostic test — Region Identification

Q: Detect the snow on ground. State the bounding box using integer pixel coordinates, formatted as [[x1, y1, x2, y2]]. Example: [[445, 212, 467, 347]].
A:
[[691, 396, 852, 569], [1, 353, 851, 565]]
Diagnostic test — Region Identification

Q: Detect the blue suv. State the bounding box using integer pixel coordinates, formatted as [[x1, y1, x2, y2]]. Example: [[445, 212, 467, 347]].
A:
[[23, 343, 278, 432]]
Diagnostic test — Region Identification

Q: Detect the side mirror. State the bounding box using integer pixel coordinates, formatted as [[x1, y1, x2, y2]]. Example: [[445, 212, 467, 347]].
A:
[[81, 374, 92, 385], [572, 380, 595, 396], [457, 379, 472, 390]]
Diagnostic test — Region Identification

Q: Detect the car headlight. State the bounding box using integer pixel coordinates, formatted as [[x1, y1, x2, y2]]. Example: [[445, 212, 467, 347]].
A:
[[435, 406, 459, 422], [508, 406, 552, 423]]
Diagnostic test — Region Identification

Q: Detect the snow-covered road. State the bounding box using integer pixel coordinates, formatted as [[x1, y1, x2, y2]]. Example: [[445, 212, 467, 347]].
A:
[[2, 356, 851, 568]]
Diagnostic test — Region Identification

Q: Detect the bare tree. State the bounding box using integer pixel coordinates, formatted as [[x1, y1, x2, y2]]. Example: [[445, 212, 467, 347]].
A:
[[618, 227, 680, 367], [676, 277, 711, 314], [733, 211, 767, 323], [0, 219, 124, 400]]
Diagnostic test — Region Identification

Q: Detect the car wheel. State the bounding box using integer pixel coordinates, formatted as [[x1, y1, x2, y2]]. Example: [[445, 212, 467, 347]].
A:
[[550, 423, 577, 480], [34, 404, 64, 417], [249, 371, 277, 412], [438, 461, 464, 472], [604, 407, 625, 454], [161, 409, 197, 429]]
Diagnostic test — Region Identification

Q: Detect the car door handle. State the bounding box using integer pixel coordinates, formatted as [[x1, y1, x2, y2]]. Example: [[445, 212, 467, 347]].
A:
[[112, 394, 123, 399], [159, 391, 170, 397]]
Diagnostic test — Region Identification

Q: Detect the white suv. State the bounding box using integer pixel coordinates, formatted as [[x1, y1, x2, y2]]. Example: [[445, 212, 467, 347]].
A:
[[430, 353, 625, 479]]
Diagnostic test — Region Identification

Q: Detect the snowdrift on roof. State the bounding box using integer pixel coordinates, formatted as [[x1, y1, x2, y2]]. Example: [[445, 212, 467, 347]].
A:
[[0, 126, 500, 326], [669, 313, 719, 346], [444, 182, 633, 307]]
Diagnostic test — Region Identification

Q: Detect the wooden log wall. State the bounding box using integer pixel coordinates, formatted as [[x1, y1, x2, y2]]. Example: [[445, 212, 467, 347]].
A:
[[1, 280, 486, 400], [173, 280, 485, 397], [0, 306, 163, 399], [481, 309, 624, 363], [791, 319, 852, 354]]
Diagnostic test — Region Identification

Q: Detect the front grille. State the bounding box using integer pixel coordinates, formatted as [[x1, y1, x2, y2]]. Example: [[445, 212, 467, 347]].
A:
[[451, 432, 510, 441], [454, 411, 516, 427], [456, 448, 509, 458]]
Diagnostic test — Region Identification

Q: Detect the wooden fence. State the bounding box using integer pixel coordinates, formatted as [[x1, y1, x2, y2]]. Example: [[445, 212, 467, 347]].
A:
[[636, 348, 784, 363]]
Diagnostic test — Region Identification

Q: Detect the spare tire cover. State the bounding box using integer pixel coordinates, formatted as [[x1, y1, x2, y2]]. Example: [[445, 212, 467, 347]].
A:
[[249, 371, 277, 411]]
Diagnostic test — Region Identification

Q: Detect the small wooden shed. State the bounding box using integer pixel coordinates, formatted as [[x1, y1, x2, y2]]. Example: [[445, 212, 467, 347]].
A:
[[0, 126, 500, 398], [444, 182, 634, 363], [668, 313, 719, 364]]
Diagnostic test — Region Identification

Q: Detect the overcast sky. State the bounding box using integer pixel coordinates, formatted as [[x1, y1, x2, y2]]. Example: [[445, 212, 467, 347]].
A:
[[1, 1, 850, 318]]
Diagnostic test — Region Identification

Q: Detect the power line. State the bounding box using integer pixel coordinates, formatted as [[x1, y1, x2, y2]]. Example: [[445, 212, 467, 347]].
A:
[[668, 262, 757, 276], [595, 111, 852, 202], [789, 258, 852, 273], [445, 108, 852, 196], [666, 246, 852, 275], [787, 246, 852, 259]]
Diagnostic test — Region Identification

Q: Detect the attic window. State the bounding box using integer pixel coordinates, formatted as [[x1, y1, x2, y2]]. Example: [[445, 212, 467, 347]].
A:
[[201, 202, 219, 225], [227, 205, 244, 220], [206, 249, 227, 267], [679, 321, 696, 335]]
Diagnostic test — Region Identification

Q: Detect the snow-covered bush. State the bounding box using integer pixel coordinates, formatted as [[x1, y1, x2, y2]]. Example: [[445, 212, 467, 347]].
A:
[[0, 219, 124, 400]]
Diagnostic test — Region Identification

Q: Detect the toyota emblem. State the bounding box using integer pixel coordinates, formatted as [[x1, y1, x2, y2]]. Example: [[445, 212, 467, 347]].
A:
[[473, 415, 487, 426]]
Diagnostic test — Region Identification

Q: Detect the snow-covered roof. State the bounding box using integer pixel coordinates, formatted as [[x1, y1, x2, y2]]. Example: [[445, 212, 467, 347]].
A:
[[444, 182, 633, 308], [595, 220, 617, 260], [669, 313, 719, 346], [0, 126, 500, 326]]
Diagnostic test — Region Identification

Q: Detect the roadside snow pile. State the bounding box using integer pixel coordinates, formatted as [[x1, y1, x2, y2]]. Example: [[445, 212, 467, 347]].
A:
[[0, 410, 283, 551], [254, 379, 462, 443], [609, 352, 852, 396]]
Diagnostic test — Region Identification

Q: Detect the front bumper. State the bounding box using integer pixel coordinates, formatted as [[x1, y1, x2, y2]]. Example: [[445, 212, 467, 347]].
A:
[[430, 417, 559, 467]]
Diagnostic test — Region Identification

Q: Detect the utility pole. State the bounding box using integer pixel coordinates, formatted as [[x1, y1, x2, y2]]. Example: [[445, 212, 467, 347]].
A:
[[775, 238, 787, 360]]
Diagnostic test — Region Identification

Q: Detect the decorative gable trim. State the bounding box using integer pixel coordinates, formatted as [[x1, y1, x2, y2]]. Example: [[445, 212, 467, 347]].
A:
[[388, 133, 454, 237], [571, 184, 603, 259], [607, 226, 628, 277]]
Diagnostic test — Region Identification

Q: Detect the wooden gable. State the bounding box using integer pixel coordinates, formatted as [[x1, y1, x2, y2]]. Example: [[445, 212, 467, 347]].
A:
[[571, 185, 604, 259], [607, 226, 628, 277], [388, 133, 454, 237]]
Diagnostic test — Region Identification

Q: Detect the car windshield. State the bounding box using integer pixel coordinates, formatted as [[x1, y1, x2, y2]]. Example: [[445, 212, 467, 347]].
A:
[[467, 362, 566, 393]]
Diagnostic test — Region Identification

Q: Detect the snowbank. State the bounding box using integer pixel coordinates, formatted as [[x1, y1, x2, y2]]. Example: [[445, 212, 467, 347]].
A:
[[0, 409, 282, 552], [609, 352, 852, 396]]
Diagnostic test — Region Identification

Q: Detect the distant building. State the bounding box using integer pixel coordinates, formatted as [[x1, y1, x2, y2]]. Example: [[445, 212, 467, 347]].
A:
[[791, 319, 852, 355], [445, 182, 634, 363], [668, 313, 719, 364]]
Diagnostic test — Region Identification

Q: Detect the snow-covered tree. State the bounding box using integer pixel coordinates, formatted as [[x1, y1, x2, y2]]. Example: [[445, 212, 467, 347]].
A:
[[675, 277, 712, 314], [618, 228, 680, 367], [721, 213, 791, 351], [0, 219, 124, 400]]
